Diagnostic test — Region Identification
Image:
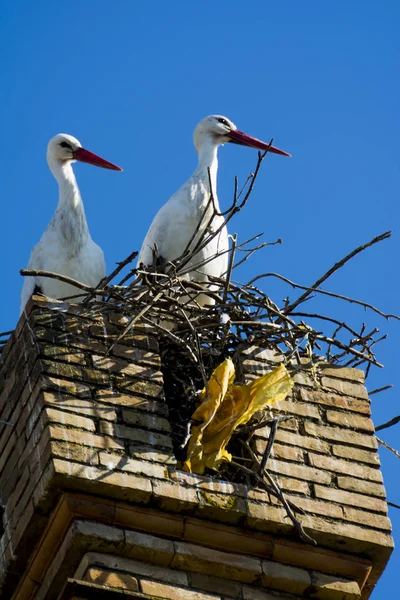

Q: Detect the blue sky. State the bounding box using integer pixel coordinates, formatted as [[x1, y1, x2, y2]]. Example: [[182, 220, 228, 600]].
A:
[[1, 1, 399, 595]]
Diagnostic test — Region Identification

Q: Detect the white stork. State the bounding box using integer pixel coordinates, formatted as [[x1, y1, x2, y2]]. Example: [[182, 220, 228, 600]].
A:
[[137, 115, 290, 306], [20, 133, 122, 313]]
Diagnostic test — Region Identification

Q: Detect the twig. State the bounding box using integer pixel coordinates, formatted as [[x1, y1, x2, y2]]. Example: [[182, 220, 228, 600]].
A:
[[377, 437, 400, 459], [284, 231, 392, 313], [369, 385, 393, 396], [375, 416, 400, 432], [20, 269, 94, 292]]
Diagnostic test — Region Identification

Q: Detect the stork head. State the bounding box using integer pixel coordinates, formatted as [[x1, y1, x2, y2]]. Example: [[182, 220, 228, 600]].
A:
[[47, 133, 122, 171], [193, 115, 291, 157]]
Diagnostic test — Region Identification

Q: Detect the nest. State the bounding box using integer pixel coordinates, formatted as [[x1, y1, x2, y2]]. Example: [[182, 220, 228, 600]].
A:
[[13, 149, 400, 542]]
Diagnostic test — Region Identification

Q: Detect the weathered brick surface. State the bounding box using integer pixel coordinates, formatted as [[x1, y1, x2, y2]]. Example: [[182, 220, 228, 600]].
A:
[[325, 410, 375, 432], [308, 454, 382, 483], [299, 388, 371, 414], [0, 300, 393, 600]]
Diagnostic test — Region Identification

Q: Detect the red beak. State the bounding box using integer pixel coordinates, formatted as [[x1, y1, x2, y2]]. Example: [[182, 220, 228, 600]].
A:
[[73, 147, 123, 171], [228, 129, 291, 157]]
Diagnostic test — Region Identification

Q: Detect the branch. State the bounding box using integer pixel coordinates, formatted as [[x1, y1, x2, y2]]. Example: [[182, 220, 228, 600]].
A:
[[284, 231, 392, 313], [20, 269, 94, 292], [375, 416, 400, 432]]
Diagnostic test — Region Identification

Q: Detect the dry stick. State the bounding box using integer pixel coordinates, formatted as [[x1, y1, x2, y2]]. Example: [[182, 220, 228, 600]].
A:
[[233, 239, 282, 271], [97, 250, 139, 291], [375, 415, 400, 432], [232, 454, 316, 545], [222, 234, 237, 306], [177, 307, 209, 391], [246, 271, 400, 322], [377, 437, 400, 459], [369, 384, 393, 396], [106, 291, 163, 354], [259, 416, 288, 474], [284, 230, 392, 314], [238, 415, 293, 435], [141, 315, 199, 364], [20, 269, 94, 292]]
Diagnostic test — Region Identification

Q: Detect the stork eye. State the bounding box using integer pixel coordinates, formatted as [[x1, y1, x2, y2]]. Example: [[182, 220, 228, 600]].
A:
[[217, 118, 230, 127], [60, 141, 72, 149]]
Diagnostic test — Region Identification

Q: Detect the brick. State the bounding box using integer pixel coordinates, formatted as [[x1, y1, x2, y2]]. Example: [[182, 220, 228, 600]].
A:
[[140, 581, 220, 600], [246, 502, 290, 534], [122, 409, 171, 432], [268, 458, 331, 484], [304, 422, 377, 449], [332, 444, 379, 466], [293, 497, 343, 520], [96, 390, 168, 415], [255, 440, 304, 462], [255, 428, 330, 454], [342, 506, 391, 531], [45, 408, 95, 432], [84, 567, 139, 591], [299, 514, 394, 549], [100, 421, 172, 448], [242, 587, 289, 600], [248, 476, 310, 498], [318, 365, 365, 383], [299, 388, 370, 414], [52, 459, 152, 503], [308, 453, 382, 483], [172, 541, 262, 583], [314, 484, 388, 512], [76, 519, 124, 544], [111, 343, 159, 365], [76, 552, 188, 586], [99, 452, 167, 479], [292, 371, 316, 387], [114, 375, 164, 399], [270, 399, 320, 420], [49, 425, 124, 450], [171, 472, 246, 497], [41, 375, 92, 398], [326, 410, 374, 432], [43, 391, 117, 421], [189, 573, 242, 597], [92, 355, 163, 383], [337, 476, 386, 498], [320, 376, 368, 399], [196, 490, 247, 525], [41, 360, 110, 386], [50, 441, 99, 465], [40, 344, 86, 364], [310, 571, 360, 600], [129, 445, 176, 465], [152, 480, 199, 512], [261, 559, 311, 594], [125, 529, 175, 565]]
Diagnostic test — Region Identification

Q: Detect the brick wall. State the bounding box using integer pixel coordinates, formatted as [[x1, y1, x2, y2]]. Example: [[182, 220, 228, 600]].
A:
[[0, 297, 393, 600]]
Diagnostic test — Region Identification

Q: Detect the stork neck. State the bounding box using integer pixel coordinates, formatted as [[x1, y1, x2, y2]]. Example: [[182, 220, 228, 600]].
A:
[[195, 140, 219, 193], [49, 160, 84, 212], [48, 159, 90, 247]]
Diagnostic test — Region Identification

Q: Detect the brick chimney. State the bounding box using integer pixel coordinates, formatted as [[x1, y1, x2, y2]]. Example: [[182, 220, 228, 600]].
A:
[[0, 297, 393, 600]]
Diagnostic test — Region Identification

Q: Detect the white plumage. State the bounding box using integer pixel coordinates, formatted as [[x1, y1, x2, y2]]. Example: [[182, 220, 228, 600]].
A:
[[20, 133, 122, 313], [137, 115, 290, 306]]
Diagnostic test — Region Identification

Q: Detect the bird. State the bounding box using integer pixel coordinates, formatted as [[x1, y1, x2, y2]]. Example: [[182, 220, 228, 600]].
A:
[[20, 133, 122, 314], [137, 114, 290, 307]]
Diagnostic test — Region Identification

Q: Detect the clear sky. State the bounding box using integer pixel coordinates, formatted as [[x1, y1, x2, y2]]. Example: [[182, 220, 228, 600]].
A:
[[1, 1, 399, 595]]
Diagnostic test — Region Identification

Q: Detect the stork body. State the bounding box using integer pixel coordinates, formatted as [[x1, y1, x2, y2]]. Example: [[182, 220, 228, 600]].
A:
[[137, 115, 290, 306], [20, 134, 122, 313]]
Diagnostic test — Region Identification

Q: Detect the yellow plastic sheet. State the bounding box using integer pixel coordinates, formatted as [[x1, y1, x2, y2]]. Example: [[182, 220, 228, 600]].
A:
[[183, 358, 294, 474]]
